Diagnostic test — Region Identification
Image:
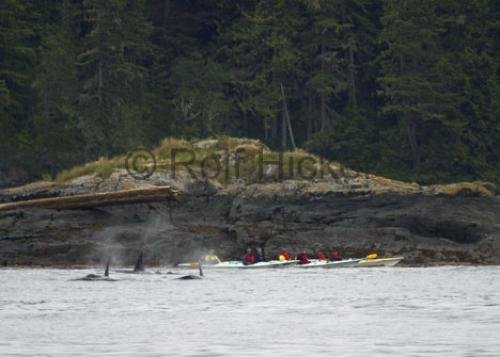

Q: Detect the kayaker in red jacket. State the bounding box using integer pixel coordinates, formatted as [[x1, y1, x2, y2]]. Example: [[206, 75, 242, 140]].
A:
[[330, 251, 342, 261], [297, 252, 309, 265], [243, 248, 256, 265]]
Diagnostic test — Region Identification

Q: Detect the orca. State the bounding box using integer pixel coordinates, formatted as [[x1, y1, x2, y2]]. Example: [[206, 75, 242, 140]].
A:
[[134, 251, 144, 272], [104, 260, 110, 277], [74, 259, 117, 281], [115, 251, 152, 274], [177, 261, 204, 280]]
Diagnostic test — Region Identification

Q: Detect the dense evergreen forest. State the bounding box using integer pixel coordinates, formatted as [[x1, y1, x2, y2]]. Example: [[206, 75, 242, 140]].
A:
[[0, 0, 499, 187]]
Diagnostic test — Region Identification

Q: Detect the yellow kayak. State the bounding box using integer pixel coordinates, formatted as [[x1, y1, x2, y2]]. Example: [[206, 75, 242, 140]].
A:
[[357, 256, 404, 267]]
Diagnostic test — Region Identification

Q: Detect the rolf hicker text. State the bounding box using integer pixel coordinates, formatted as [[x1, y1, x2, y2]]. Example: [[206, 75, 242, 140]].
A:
[[125, 147, 346, 181]]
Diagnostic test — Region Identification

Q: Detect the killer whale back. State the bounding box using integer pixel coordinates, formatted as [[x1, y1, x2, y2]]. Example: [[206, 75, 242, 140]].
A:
[[72, 258, 116, 281], [177, 260, 204, 280], [134, 251, 144, 272]]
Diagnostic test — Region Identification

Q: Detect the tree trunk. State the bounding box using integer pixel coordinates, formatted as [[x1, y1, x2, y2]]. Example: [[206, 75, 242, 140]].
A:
[[347, 40, 357, 109], [242, 111, 248, 133], [98, 58, 103, 105], [43, 91, 49, 118], [319, 42, 329, 131], [320, 93, 328, 130], [271, 117, 277, 141], [406, 118, 420, 169], [163, 0, 171, 22], [306, 114, 313, 141], [280, 83, 296, 150], [398, 54, 419, 168], [306, 95, 313, 140], [0, 187, 179, 212], [285, 107, 296, 150], [341, 5, 357, 110], [281, 110, 287, 148]]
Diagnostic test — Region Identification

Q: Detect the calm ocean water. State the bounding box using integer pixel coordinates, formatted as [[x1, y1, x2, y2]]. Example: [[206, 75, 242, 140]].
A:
[[1, 266, 499, 356]]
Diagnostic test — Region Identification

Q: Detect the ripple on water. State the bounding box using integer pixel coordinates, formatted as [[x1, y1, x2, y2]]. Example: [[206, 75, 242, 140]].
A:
[[0, 266, 499, 356]]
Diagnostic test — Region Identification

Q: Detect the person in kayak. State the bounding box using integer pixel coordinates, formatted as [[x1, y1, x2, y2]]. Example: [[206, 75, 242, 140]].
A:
[[278, 250, 291, 261], [316, 251, 327, 261], [203, 250, 221, 265], [255, 247, 265, 262], [330, 251, 342, 261], [297, 252, 310, 265], [243, 248, 256, 265]]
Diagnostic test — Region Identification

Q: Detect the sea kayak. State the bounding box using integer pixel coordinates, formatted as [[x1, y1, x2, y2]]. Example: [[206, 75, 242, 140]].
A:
[[296, 258, 361, 268], [357, 256, 404, 267], [177, 260, 297, 269], [295, 259, 327, 268], [324, 258, 362, 268], [176, 262, 206, 268]]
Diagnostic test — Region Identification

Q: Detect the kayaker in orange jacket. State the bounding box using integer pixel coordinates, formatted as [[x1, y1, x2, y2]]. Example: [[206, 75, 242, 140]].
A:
[[278, 251, 291, 261], [316, 251, 327, 261]]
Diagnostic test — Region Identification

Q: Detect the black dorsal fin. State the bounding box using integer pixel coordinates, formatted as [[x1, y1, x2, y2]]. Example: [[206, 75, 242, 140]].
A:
[[104, 259, 110, 277], [198, 260, 204, 277], [134, 251, 144, 272]]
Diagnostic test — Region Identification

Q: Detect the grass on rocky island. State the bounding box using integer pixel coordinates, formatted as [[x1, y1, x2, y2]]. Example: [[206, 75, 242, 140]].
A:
[[55, 157, 125, 183], [52, 136, 330, 185], [18, 136, 497, 198]]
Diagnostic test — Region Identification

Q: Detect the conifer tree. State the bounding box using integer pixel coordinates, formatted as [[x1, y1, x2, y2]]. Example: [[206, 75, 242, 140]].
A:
[[0, 0, 37, 178], [32, 1, 83, 175], [76, 0, 153, 156], [378, 0, 464, 172]]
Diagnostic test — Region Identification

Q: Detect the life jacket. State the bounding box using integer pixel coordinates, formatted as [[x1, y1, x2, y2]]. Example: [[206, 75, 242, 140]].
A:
[[297, 253, 309, 264], [243, 252, 256, 264], [316, 251, 327, 260], [279, 252, 291, 261], [330, 251, 341, 261]]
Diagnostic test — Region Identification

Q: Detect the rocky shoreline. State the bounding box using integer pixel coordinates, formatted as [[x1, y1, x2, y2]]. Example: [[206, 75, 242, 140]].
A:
[[1, 139, 499, 267]]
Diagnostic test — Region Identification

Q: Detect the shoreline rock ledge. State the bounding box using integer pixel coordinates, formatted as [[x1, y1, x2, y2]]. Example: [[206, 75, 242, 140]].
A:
[[0, 139, 499, 267]]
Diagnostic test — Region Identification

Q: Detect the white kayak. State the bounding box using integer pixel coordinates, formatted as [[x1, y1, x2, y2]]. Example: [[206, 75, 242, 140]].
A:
[[211, 260, 298, 269], [178, 260, 297, 269], [296, 258, 361, 268], [177, 262, 211, 268], [356, 257, 404, 267]]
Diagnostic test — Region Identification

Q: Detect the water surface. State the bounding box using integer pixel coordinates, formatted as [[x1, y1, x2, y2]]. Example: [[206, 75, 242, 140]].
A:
[[1, 266, 499, 356]]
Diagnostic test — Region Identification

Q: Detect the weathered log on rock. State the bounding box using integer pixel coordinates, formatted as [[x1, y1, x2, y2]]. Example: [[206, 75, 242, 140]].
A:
[[0, 187, 179, 211]]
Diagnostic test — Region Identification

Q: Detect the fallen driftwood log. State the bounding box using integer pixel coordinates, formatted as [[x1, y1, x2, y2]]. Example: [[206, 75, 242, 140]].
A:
[[0, 186, 179, 212]]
